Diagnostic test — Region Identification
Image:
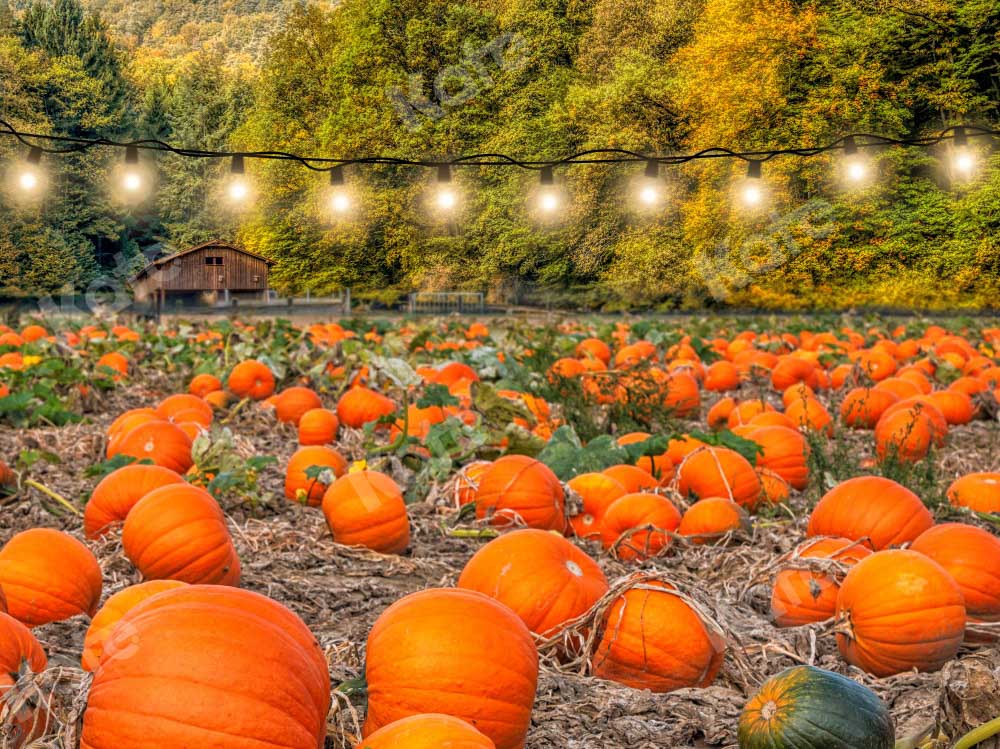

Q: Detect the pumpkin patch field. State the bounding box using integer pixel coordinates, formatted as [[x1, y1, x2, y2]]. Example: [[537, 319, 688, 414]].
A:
[[1, 314, 1000, 748]]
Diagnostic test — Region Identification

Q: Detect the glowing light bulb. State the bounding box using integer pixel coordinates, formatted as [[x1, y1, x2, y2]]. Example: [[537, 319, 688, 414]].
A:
[[539, 190, 559, 213], [122, 172, 143, 192], [437, 188, 457, 211], [954, 151, 974, 176], [18, 171, 39, 192], [846, 161, 867, 182], [229, 178, 250, 202], [639, 184, 660, 206], [331, 191, 351, 214], [742, 183, 763, 206]]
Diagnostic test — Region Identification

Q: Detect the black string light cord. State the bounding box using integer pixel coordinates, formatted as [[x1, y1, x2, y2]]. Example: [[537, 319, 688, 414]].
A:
[[0, 119, 996, 173]]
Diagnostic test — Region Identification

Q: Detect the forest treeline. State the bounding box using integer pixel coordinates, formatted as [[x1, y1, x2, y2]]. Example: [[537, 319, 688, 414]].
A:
[[0, 0, 998, 309]]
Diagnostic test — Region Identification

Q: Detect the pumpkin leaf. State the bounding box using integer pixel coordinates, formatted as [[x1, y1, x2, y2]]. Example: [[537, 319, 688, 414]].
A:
[[689, 428, 763, 465], [417, 383, 459, 409], [369, 355, 421, 388], [84, 453, 151, 478], [620, 434, 670, 464], [537, 426, 629, 480]]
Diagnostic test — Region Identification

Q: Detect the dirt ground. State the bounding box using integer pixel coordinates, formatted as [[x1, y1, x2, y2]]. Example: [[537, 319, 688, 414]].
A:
[[3, 376, 1000, 748]]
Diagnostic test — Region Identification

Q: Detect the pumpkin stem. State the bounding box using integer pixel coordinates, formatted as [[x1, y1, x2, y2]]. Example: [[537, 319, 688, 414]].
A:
[[221, 397, 251, 425], [23, 479, 82, 517], [952, 715, 1000, 749], [445, 527, 500, 539], [335, 677, 368, 697]]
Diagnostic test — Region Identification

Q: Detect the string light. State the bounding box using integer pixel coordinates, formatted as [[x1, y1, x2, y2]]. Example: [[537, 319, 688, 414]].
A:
[[16, 147, 43, 194], [435, 164, 457, 211], [1, 121, 994, 214], [328, 166, 352, 216], [227, 155, 251, 205]]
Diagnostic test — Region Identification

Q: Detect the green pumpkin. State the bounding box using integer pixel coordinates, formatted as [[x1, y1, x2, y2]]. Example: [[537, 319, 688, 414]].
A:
[[738, 665, 894, 749]]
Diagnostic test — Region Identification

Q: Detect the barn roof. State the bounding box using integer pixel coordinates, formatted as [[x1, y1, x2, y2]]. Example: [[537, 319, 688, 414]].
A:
[[131, 240, 274, 281]]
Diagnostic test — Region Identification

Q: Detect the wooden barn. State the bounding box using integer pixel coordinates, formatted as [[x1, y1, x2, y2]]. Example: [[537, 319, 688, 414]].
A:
[[131, 240, 272, 309]]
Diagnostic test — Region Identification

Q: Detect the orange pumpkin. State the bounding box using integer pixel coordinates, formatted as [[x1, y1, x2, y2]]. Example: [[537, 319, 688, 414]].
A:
[[706, 397, 736, 429], [615, 432, 673, 482], [363, 588, 538, 749], [275, 386, 323, 425], [474, 455, 565, 531], [704, 361, 741, 392], [108, 420, 193, 474], [807, 476, 933, 549], [81, 580, 188, 671], [874, 406, 935, 463], [601, 464, 659, 494], [911, 523, 1000, 637], [336, 386, 397, 428], [84, 464, 185, 539], [122, 484, 241, 586], [947, 472, 1000, 513], [746, 425, 809, 490], [784, 397, 833, 436], [284, 445, 348, 506], [677, 497, 748, 543], [840, 388, 899, 429], [358, 714, 496, 749], [566, 472, 627, 538], [0, 528, 102, 627], [834, 549, 965, 676], [770, 537, 872, 627], [593, 578, 725, 692], [926, 389, 975, 425], [0, 611, 49, 746], [297, 407, 340, 445], [188, 373, 222, 398], [599, 493, 681, 561], [80, 586, 330, 749], [226, 359, 276, 400], [155, 394, 213, 428], [454, 460, 492, 507], [575, 337, 611, 364], [321, 471, 410, 554], [457, 529, 608, 639], [677, 447, 763, 510]]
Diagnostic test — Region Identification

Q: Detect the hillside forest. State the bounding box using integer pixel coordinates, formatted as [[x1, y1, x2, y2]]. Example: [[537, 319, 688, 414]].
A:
[[0, 0, 998, 309]]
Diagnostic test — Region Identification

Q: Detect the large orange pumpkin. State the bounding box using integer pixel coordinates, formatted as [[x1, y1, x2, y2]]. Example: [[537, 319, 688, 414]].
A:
[[678, 497, 748, 543], [122, 484, 241, 586], [840, 388, 899, 429], [81, 580, 188, 671], [0, 611, 48, 746], [108, 420, 193, 474], [284, 445, 348, 506], [947, 472, 1000, 513], [474, 455, 565, 531], [188, 373, 222, 398], [704, 361, 741, 391], [601, 464, 659, 494], [80, 586, 330, 749], [807, 476, 933, 549], [566, 472, 627, 538], [336, 386, 396, 429], [275, 386, 323, 425], [834, 549, 965, 676], [874, 407, 935, 463], [321, 470, 410, 554], [0, 528, 102, 627], [599, 493, 681, 561], [84, 464, 185, 539], [155, 394, 213, 428], [592, 578, 725, 692], [358, 714, 496, 749], [770, 537, 872, 628], [226, 359, 276, 400], [911, 523, 1000, 636], [363, 588, 538, 749], [457, 529, 608, 638], [677, 447, 762, 510], [746, 425, 809, 490]]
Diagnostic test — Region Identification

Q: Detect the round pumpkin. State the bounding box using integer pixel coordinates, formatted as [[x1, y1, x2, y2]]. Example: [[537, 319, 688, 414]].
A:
[[155, 394, 213, 428], [0, 611, 49, 747], [474, 455, 565, 531], [298, 407, 340, 445], [599, 493, 681, 561], [840, 388, 899, 429], [0, 528, 102, 628], [454, 461, 492, 507], [122, 484, 241, 586], [947, 472, 1000, 513], [770, 537, 873, 628], [807, 476, 933, 549], [738, 665, 894, 749], [746, 425, 809, 490], [592, 578, 725, 693], [457, 529, 608, 639], [226, 359, 276, 400], [678, 497, 748, 544], [108, 420, 193, 474], [601, 464, 659, 494], [188, 373, 222, 398], [81, 580, 188, 671], [336, 386, 397, 429], [358, 714, 496, 749], [835, 549, 965, 676], [874, 407, 934, 463], [275, 386, 323, 425], [80, 586, 330, 749], [677, 446, 762, 510], [363, 588, 538, 749], [321, 470, 410, 554], [284, 445, 348, 506], [84, 464, 185, 539], [566, 472, 627, 538], [911, 523, 1000, 636]]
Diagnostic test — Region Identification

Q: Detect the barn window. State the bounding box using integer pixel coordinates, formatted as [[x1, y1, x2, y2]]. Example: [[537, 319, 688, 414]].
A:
[[205, 256, 224, 266]]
